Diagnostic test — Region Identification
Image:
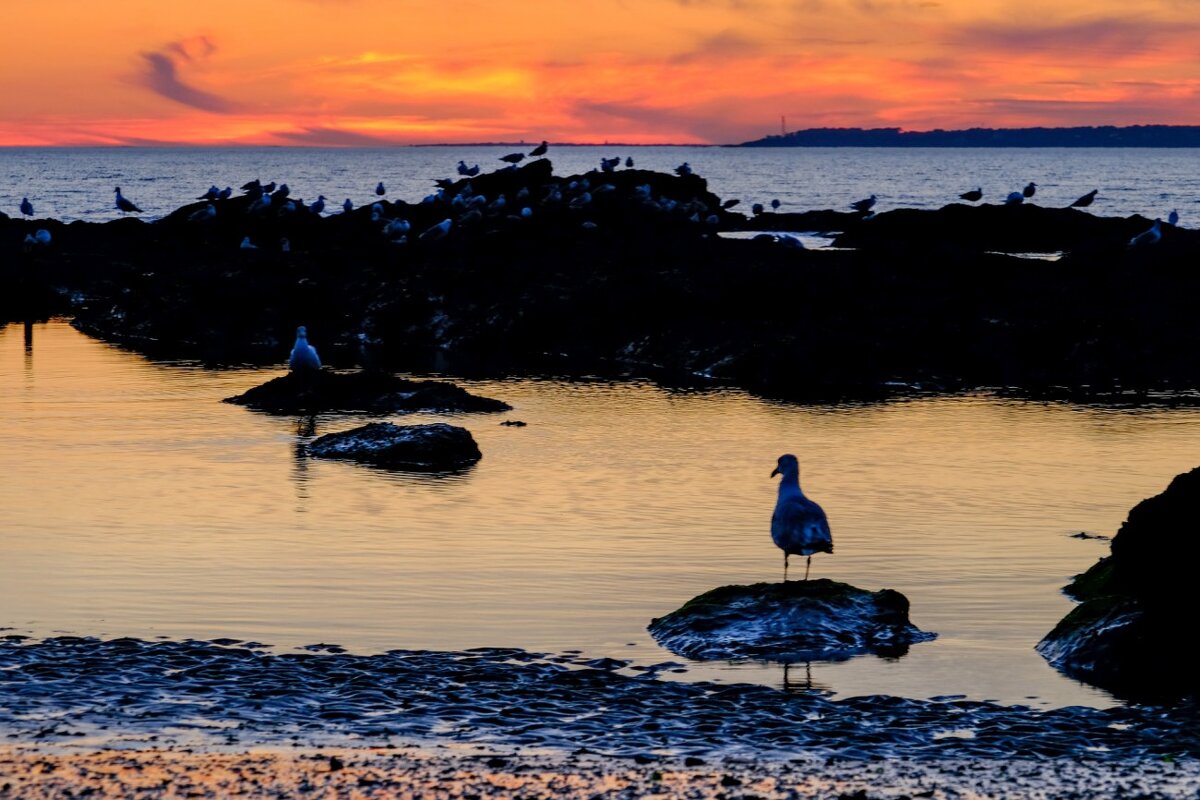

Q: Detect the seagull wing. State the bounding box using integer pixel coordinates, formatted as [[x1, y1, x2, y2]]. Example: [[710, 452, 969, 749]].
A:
[[771, 495, 833, 556]]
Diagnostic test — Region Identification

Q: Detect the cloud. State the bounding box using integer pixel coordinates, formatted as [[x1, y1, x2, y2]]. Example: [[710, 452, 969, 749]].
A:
[[671, 29, 762, 63], [136, 38, 239, 113], [271, 126, 403, 146], [951, 16, 1198, 58]]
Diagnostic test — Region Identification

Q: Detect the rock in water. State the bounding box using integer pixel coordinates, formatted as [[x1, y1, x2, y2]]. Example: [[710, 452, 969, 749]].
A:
[[308, 422, 481, 471], [1037, 466, 1200, 699], [648, 579, 936, 662], [225, 371, 511, 415]]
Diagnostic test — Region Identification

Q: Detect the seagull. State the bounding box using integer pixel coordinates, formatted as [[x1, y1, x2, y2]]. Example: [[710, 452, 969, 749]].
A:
[[247, 192, 272, 215], [722, 198, 740, 210], [419, 218, 452, 242], [625, 156, 634, 168], [751, 202, 764, 216], [850, 194, 876, 213], [959, 187, 983, 202], [218, 186, 233, 200], [1005, 191, 1024, 205], [197, 185, 220, 201], [240, 179, 262, 194], [674, 162, 693, 177], [310, 195, 326, 215], [600, 156, 620, 172], [114, 187, 142, 214], [1129, 219, 1163, 247], [1168, 209, 1180, 227], [33, 229, 51, 246], [529, 140, 548, 157], [272, 183, 290, 200], [289, 325, 321, 372], [1070, 189, 1098, 208], [771, 198, 782, 211], [188, 203, 217, 223], [343, 198, 353, 213], [1023, 181, 1037, 199], [262, 182, 277, 194], [19, 197, 33, 217], [239, 236, 257, 249], [770, 454, 833, 582], [375, 181, 386, 196], [499, 152, 525, 164]]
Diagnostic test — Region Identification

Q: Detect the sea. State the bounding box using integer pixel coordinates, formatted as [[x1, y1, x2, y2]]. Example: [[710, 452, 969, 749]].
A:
[[4, 147, 1200, 710]]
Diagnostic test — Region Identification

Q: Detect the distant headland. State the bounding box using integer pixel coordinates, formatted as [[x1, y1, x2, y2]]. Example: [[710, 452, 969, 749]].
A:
[[739, 125, 1200, 148]]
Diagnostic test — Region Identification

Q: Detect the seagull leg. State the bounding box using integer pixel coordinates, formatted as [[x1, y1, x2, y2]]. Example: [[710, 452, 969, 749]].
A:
[[804, 556, 812, 581], [783, 554, 789, 583]]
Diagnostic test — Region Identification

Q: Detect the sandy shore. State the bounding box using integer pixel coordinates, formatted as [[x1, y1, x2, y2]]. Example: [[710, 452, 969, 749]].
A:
[[3, 746, 1199, 799]]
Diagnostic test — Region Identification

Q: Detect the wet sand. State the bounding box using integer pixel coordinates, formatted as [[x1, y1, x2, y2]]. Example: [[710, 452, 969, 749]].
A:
[[4, 745, 1200, 800]]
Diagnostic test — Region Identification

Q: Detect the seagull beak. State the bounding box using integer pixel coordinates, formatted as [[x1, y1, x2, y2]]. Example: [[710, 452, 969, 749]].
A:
[[770, 467, 779, 478]]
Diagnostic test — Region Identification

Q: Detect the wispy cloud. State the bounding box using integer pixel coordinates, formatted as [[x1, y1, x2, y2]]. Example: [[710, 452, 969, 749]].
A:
[[136, 37, 239, 113]]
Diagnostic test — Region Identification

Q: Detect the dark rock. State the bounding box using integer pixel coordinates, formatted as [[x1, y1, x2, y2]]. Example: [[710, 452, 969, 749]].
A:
[[307, 422, 481, 472], [1038, 466, 1200, 699], [648, 579, 936, 662], [225, 370, 510, 415]]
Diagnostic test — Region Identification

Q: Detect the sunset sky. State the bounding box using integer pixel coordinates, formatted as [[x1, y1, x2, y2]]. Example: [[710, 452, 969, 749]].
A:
[[2, 0, 1199, 145]]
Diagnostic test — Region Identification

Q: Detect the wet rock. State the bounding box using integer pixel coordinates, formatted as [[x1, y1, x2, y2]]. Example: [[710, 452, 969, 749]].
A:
[[648, 579, 936, 662], [1038, 466, 1200, 699], [225, 370, 510, 415], [307, 422, 481, 472]]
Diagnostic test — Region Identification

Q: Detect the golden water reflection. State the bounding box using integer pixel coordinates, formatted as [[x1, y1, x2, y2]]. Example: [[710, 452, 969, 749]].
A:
[[5, 321, 1198, 708]]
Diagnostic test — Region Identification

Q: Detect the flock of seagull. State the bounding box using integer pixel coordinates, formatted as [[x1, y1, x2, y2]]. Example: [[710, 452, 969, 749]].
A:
[[14, 148, 1180, 251]]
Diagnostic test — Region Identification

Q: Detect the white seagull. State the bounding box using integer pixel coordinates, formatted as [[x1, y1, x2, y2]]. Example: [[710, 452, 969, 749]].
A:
[[770, 454, 833, 582], [289, 326, 321, 372], [1129, 219, 1163, 247]]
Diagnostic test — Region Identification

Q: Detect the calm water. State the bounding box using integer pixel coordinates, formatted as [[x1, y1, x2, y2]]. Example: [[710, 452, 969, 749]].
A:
[[3, 146, 1199, 223], [6, 322, 1200, 708]]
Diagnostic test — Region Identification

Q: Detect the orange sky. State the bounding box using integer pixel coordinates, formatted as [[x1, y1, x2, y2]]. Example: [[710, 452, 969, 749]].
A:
[[2, 0, 1199, 145]]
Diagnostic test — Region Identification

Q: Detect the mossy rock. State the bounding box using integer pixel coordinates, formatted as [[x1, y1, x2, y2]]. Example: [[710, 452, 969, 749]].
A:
[[648, 579, 936, 662]]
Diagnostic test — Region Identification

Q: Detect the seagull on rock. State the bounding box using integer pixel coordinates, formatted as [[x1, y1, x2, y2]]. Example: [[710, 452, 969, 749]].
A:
[[959, 187, 983, 203], [114, 187, 142, 214], [1168, 209, 1180, 227], [375, 181, 386, 196], [1129, 219, 1163, 248], [289, 326, 321, 372], [770, 454, 833, 582], [674, 162, 693, 177], [1070, 189, 1098, 208], [850, 194, 876, 213], [529, 140, 549, 157], [499, 152, 525, 165], [1023, 181, 1037, 199], [20, 197, 33, 217], [1005, 191, 1024, 205]]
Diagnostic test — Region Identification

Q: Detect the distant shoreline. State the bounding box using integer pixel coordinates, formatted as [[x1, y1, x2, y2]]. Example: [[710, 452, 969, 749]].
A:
[[739, 124, 1200, 148]]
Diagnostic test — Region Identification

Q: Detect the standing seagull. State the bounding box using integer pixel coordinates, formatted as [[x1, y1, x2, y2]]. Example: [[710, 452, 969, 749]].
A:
[[850, 194, 876, 213], [1168, 209, 1180, 227], [770, 454, 833, 581], [528, 140, 549, 157], [114, 187, 142, 214], [375, 181, 386, 196], [19, 197, 34, 217], [1023, 181, 1037, 199], [1129, 219, 1163, 247], [959, 187, 983, 203], [289, 326, 321, 372], [499, 152, 525, 165], [1070, 189, 1098, 208]]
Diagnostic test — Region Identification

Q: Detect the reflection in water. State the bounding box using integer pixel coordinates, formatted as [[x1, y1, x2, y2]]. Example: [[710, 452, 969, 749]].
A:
[[8, 321, 1200, 707], [781, 662, 826, 694], [291, 416, 319, 512]]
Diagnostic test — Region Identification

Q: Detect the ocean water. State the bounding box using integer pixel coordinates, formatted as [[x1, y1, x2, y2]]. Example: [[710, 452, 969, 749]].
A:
[[2, 146, 1199, 224], [7, 321, 1200, 709]]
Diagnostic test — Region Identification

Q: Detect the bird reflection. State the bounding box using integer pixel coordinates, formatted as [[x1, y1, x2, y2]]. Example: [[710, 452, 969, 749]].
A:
[[781, 662, 827, 694], [291, 415, 319, 511]]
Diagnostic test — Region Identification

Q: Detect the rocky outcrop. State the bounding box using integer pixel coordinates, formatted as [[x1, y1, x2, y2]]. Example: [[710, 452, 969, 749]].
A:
[[1037, 467, 1200, 700], [225, 370, 510, 415], [307, 422, 481, 471], [648, 579, 936, 662]]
